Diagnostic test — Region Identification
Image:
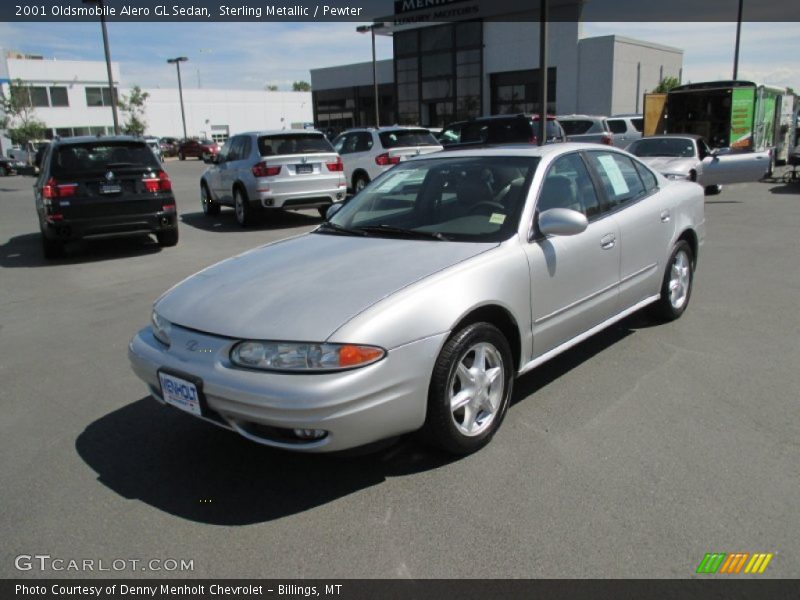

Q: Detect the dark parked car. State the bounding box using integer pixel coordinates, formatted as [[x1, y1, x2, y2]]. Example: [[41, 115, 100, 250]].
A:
[[178, 138, 219, 161], [34, 136, 179, 258], [440, 114, 566, 149]]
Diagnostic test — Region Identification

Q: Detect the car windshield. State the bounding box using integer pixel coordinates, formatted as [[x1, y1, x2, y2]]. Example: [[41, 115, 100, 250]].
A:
[[258, 133, 333, 156], [323, 156, 539, 243], [379, 129, 439, 148], [50, 142, 161, 176], [630, 138, 695, 158]]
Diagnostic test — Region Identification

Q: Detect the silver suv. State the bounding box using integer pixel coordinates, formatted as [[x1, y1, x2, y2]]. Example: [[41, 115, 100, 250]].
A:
[[557, 115, 614, 146], [333, 127, 442, 193], [607, 115, 644, 147], [200, 130, 346, 227]]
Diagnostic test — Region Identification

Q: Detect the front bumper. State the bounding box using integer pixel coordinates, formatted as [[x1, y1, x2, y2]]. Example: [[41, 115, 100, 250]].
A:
[[128, 325, 446, 452]]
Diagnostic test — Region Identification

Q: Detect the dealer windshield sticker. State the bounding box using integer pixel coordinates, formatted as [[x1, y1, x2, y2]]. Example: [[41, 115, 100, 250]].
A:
[[489, 213, 506, 225], [597, 155, 630, 196]]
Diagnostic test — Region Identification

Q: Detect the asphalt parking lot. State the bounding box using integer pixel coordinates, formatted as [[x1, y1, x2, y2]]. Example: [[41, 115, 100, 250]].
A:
[[1, 160, 799, 579]]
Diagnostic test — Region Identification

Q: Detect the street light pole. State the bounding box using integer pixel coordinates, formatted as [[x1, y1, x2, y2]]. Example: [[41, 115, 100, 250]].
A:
[[538, 0, 549, 146], [167, 57, 189, 140], [83, 0, 119, 134], [357, 24, 384, 128], [733, 0, 744, 79]]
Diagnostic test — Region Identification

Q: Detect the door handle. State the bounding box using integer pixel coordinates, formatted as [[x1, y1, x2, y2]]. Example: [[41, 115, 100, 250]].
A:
[[600, 233, 616, 250], [660, 209, 671, 223]]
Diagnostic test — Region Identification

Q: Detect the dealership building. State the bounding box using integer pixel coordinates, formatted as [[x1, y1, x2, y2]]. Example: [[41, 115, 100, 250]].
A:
[[0, 49, 312, 154], [311, 1, 684, 130]]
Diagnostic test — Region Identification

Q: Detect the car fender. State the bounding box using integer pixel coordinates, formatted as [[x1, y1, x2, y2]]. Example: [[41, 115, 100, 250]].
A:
[[328, 241, 533, 369]]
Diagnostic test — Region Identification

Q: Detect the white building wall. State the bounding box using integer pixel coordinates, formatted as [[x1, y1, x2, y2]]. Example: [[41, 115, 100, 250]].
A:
[[482, 21, 581, 115], [575, 36, 614, 115], [609, 37, 682, 115], [139, 88, 312, 139]]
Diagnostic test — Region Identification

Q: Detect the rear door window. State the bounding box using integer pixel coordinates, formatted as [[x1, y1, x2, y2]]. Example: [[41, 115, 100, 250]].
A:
[[607, 119, 628, 134], [630, 118, 644, 132], [585, 151, 647, 211], [50, 141, 160, 177], [258, 133, 334, 156], [379, 129, 439, 148]]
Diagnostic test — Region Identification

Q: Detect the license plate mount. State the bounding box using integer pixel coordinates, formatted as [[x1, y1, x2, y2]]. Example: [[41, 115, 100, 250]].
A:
[[295, 164, 313, 174], [157, 369, 208, 417]]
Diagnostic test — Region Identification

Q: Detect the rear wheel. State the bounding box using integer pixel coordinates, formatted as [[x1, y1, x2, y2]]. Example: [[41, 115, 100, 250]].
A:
[[156, 228, 179, 247], [353, 173, 369, 194], [650, 240, 694, 322], [234, 187, 255, 227], [424, 322, 513, 455], [704, 184, 722, 195], [201, 183, 220, 216]]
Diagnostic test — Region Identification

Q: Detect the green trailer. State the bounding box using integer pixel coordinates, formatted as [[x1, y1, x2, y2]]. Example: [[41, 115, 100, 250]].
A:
[[647, 80, 789, 175]]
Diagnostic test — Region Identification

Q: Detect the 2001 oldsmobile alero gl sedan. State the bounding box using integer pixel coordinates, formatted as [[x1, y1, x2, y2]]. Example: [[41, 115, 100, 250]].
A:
[[129, 143, 705, 455]]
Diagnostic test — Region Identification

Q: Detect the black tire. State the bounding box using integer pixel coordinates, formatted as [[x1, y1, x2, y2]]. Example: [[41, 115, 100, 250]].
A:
[[234, 187, 255, 227], [317, 206, 329, 219], [424, 322, 514, 455], [201, 183, 220, 216], [650, 240, 694, 322], [689, 170, 697, 182], [41, 235, 64, 259], [704, 184, 722, 196], [156, 228, 179, 247], [353, 173, 370, 194]]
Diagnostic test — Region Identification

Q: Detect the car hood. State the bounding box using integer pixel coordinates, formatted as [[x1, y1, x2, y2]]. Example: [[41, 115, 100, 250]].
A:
[[639, 156, 697, 174], [155, 233, 496, 341]]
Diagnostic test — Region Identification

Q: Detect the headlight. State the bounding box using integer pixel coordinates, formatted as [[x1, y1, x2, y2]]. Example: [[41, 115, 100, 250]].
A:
[[151, 310, 172, 346], [230, 341, 385, 372], [665, 173, 689, 181]]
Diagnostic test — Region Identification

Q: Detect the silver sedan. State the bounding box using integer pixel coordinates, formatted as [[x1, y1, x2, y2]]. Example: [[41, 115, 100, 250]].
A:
[[129, 144, 705, 455]]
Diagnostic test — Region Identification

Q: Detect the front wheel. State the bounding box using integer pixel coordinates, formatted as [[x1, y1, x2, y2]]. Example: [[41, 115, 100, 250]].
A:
[[424, 322, 513, 455], [201, 183, 220, 216], [650, 240, 694, 322], [704, 184, 722, 196]]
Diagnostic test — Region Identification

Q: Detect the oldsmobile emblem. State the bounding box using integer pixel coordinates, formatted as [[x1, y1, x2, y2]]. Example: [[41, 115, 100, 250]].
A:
[[105, 171, 115, 181]]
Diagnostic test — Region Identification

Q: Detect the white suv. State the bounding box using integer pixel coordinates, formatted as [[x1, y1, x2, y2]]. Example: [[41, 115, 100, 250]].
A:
[[333, 127, 443, 192]]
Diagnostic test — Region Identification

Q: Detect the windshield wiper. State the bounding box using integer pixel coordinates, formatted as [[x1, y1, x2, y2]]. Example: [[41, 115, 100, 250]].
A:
[[315, 221, 368, 236], [356, 225, 450, 241]]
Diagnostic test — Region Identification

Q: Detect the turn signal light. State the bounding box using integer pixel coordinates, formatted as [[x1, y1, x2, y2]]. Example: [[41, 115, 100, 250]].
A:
[[375, 153, 400, 166], [326, 157, 344, 171], [338, 345, 385, 367], [143, 171, 172, 192], [43, 178, 78, 199], [252, 162, 281, 177]]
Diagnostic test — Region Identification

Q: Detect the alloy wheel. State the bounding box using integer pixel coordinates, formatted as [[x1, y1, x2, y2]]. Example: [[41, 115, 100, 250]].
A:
[[448, 342, 505, 437]]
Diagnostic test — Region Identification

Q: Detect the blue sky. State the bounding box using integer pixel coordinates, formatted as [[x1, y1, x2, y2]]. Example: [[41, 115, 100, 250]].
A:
[[0, 21, 797, 90]]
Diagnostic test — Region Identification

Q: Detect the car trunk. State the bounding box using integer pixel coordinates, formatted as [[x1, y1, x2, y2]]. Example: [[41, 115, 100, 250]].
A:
[[256, 134, 343, 194]]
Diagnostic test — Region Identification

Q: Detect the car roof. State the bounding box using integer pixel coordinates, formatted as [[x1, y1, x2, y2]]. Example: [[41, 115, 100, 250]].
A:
[[406, 142, 627, 160], [52, 135, 145, 146], [238, 129, 325, 137], [556, 114, 608, 120], [638, 134, 703, 141]]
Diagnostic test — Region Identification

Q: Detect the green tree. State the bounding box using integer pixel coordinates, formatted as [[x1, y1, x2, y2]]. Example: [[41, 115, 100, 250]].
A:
[[118, 85, 150, 136], [654, 76, 681, 93], [292, 81, 311, 92], [265, 84, 279, 91], [0, 79, 47, 162]]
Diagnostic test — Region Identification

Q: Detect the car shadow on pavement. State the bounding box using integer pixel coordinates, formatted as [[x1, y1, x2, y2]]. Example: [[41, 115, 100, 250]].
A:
[[75, 397, 454, 526], [0, 232, 162, 268], [180, 209, 323, 233], [768, 181, 800, 195]]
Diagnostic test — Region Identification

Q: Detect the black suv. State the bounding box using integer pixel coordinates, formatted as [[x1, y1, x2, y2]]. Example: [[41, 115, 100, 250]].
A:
[[439, 114, 566, 149], [35, 136, 179, 258]]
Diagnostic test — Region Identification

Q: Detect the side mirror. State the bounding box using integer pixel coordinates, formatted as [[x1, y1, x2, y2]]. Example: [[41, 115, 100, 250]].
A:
[[710, 147, 731, 158], [538, 208, 588, 237], [325, 203, 344, 220]]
